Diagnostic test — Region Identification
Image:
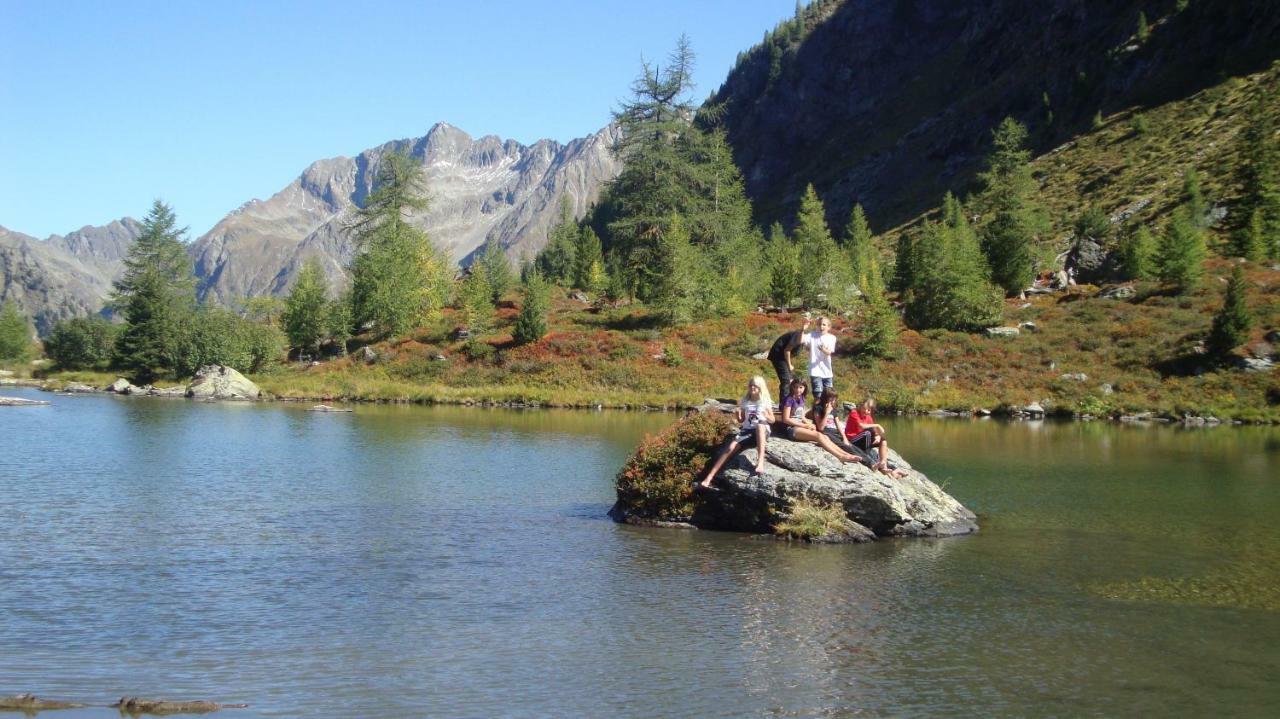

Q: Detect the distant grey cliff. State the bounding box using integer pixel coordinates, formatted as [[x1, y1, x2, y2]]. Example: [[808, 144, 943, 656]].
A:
[[191, 122, 622, 304], [0, 219, 141, 334], [1, 122, 622, 329]]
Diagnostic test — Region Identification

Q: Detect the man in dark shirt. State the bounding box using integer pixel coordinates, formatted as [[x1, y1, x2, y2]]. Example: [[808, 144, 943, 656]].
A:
[[766, 317, 810, 406]]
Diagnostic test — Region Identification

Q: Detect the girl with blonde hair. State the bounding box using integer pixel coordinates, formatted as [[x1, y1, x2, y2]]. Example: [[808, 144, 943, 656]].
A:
[[697, 376, 774, 489]]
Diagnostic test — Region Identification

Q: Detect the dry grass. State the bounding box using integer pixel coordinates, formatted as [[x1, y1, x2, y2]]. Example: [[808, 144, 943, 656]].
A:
[[773, 496, 858, 540]]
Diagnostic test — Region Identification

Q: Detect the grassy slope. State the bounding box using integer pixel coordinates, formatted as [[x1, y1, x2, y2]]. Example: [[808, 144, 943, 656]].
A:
[[36, 66, 1280, 421]]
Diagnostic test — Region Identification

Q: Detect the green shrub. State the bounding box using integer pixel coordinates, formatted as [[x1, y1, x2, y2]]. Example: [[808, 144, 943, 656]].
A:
[[662, 343, 684, 367], [44, 316, 119, 370], [0, 302, 33, 362], [614, 411, 734, 520]]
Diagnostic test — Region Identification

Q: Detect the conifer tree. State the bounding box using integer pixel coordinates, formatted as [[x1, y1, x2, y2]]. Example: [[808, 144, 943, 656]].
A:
[[538, 198, 579, 285], [858, 255, 898, 358], [893, 229, 918, 294], [512, 269, 550, 345], [460, 263, 493, 338], [793, 184, 855, 308], [978, 118, 1041, 295], [1155, 205, 1208, 293], [1183, 168, 1209, 228], [572, 226, 606, 293], [1120, 226, 1156, 280], [476, 241, 512, 305], [601, 38, 759, 316], [282, 257, 330, 356], [1238, 88, 1280, 259], [1239, 207, 1268, 262], [844, 203, 875, 294], [650, 214, 698, 325], [1207, 264, 1252, 358], [112, 200, 195, 381], [0, 301, 32, 362], [348, 151, 450, 338], [905, 194, 1002, 331], [326, 292, 352, 356], [767, 222, 802, 307]]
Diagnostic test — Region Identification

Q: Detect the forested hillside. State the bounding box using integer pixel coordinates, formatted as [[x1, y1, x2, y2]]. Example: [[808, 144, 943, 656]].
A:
[[707, 0, 1280, 231]]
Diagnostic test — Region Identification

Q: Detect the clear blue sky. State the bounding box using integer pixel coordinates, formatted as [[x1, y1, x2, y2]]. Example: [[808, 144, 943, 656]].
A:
[[0, 0, 796, 240]]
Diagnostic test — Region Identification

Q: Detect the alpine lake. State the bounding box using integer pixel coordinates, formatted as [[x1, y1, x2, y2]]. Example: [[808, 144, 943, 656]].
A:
[[1, 387, 1278, 717]]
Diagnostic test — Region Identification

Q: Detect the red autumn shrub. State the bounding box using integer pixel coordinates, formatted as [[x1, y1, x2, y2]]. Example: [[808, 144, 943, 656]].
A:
[[614, 410, 735, 520]]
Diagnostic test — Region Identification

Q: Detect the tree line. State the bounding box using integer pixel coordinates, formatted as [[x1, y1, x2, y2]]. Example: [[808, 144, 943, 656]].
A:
[[10, 38, 1275, 373]]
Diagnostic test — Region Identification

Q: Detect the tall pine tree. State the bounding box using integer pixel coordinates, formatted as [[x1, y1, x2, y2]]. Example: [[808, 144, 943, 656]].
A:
[[905, 193, 1002, 331], [978, 118, 1041, 296], [1155, 205, 1207, 293], [282, 257, 331, 356], [112, 200, 195, 381], [348, 151, 450, 338], [793, 184, 855, 309]]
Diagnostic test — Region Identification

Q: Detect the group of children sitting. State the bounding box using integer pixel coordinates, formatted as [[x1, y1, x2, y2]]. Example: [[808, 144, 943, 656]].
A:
[[696, 375, 907, 491]]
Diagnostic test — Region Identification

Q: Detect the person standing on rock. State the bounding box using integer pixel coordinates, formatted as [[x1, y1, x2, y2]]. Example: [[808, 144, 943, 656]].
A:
[[766, 315, 810, 406], [777, 380, 863, 465], [697, 376, 775, 489], [801, 316, 837, 399]]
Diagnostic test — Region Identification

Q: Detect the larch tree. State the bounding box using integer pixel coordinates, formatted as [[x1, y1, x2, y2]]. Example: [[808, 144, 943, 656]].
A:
[[347, 150, 450, 339], [282, 257, 331, 357]]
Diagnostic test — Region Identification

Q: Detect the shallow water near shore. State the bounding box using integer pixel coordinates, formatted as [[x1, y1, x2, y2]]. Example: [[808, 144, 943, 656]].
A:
[[2, 388, 1278, 717]]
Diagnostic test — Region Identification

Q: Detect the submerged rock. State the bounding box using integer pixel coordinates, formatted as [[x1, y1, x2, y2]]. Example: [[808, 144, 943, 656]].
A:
[[186, 365, 260, 400], [0, 396, 49, 406], [0, 694, 85, 710], [113, 696, 248, 714]]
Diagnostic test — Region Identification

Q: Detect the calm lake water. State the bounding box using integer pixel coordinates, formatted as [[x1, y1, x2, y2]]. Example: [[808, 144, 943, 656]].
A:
[[1, 387, 1278, 717]]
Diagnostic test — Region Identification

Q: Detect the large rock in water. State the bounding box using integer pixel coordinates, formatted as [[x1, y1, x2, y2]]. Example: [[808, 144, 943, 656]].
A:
[[691, 441, 976, 539], [186, 365, 260, 400], [610, 406, 977, 540]]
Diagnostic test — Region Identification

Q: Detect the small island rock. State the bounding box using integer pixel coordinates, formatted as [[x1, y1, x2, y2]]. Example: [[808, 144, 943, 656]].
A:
[[186, 365, 260, 400]]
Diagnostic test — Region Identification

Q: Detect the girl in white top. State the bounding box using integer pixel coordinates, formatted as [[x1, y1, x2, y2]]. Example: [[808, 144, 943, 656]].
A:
[[697, 376, 775, 489]]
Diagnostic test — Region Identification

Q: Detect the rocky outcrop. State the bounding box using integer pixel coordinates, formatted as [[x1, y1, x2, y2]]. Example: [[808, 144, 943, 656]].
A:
[[687, 440, 977, 538], [611, 406, 977, 539], [190, 122, 622, 304], [186, 365, 260, 400]]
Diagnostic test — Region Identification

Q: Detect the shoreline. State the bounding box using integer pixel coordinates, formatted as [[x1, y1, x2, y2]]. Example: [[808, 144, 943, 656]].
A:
[[16, 375, 1269, 425]]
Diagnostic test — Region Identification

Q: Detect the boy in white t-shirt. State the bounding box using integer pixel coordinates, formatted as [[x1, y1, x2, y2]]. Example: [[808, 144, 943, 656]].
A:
[[801, 316, 836, 398]]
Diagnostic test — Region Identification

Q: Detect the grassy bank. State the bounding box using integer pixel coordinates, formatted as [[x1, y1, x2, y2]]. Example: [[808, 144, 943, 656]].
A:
[[236, 258, 1278, 421]]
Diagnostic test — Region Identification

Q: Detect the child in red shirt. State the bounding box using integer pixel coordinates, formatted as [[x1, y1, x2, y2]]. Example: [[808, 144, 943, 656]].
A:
[[844, 398, 907, 478]]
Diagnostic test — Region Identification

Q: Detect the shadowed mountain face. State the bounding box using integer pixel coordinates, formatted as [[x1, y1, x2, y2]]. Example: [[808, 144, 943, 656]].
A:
[[190, 122, 622, 304], [709, 0, 1280, 231], [0, 219, 142, 335]]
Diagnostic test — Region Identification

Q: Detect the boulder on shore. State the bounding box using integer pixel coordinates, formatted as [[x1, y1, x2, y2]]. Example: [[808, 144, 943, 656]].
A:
[[186, 365, 260, 400], [610, 408, 977, 540]]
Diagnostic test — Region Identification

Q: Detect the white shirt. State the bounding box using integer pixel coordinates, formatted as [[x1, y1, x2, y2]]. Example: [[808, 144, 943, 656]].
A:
[[740, 399, 765, 429], [802, 331, 835, 378]]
